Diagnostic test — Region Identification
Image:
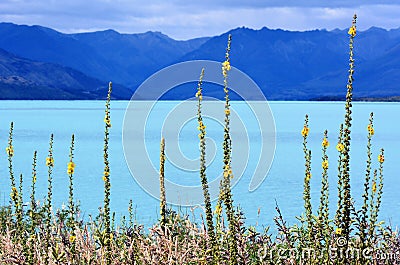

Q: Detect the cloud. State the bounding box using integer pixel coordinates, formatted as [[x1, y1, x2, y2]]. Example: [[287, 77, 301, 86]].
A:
[[0, 1, 399, 39]]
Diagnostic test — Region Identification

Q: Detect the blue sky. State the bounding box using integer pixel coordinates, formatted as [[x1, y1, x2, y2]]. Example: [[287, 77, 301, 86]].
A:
[[0, 0, 399, 39]]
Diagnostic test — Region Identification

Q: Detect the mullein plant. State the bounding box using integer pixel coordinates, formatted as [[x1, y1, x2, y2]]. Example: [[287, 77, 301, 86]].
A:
[[30, 151, 38, 231], [45, 134, 55, 222], [44, 133, 54, 265], [67, 134, 77, 260], [301, 115, 313, 242], [6, 122, 23, 241], [357, 113, 374, 250], [335, 123, 345, 228], [17, 173, 24, 238], [102, 82, 113, 264], [219, 34, 239, 264], [159, 137, 167, 227], [316, 130, 330, 263], [6, 122, 17, 215], [128, 199, 133, 227], [67, 134, 76, 227], [28, 150, 38, 265], [338, 14, 357, 244], [195, 68, 218, 262], [369, 149, 384, 241]]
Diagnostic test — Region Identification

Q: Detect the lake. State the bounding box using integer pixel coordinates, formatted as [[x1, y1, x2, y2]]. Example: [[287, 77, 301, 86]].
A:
[[0, 100, 398, 230]]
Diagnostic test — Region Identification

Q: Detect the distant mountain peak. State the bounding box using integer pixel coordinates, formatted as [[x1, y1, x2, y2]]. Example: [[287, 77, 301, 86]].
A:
[[0, 22, 399, 100], [366, 26, 387, 32]]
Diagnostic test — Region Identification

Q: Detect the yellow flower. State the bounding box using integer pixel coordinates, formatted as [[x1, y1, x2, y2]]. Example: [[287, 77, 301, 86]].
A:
[[67, 162, 75, 175], [102, 175, 107, 182], [322, 138, 329, 148], [6, 146, 14, 157], [10, 187, 18, 198], [228, 168, 233, 178], [372, 181, 377, 193], [222, 60, 231, 72], [223, 171, 229, 178], [378, 154, 385, 163], [104, 171, 110, 177], [336, 143, 344, 152], [301, 126, 309, 137], [215, 204, 222, 215], [348, 26, 356, 37], [222, 60, 231, 78], [197, 121, 206, 131], [367, 124, 374, 135], [306, 172, 312, 181], [225, 109, 230, 115], [46, 157, 54, 167], [104, 117, 111, 127], [195, 91, 201, 98], [69, 235, 76, 243], [322, 160, 329, 169], [335, 228, 342, 235]]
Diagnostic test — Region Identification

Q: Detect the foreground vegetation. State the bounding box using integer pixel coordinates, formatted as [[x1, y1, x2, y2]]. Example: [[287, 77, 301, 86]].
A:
[[0, 15, 399, 264]]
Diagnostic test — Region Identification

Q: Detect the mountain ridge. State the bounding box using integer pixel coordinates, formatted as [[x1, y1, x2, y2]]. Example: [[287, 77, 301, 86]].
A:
[[0, 22, 399, 100]]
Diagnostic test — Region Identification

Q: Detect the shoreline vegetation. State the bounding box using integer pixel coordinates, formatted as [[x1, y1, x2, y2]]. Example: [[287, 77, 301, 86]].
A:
[[0, 15, 399, 264]]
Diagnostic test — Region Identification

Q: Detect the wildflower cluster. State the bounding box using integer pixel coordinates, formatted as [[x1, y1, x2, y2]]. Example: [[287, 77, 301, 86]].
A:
[[301, 126, 309, 137], [222, 59, 231, 78], [46, 156, 54, 167], [6, 146, 14, 157], [336, 142, 344, 152], [67, 161, 76, 175], [368, 124, 375, 136], [378, 154, 384, 163]]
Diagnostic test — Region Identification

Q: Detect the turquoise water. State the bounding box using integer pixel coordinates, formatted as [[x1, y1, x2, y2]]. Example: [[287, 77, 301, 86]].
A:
[[0, 100, 398, 230]]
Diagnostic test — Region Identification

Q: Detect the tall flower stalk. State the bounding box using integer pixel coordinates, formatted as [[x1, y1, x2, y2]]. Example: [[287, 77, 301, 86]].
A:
[[67, 134, 76, 228], [28, 151, 38, 265], [301, 115, 313, 239], [335, 124, 344, 227], [44, 133, 54, 264], [316, 130, 330, 261], [67, 134, 76, 259], [219, 33, 238, 264], [159, 137, 167, 227], [196, 68, 218, 262], [6, 122, 17, 212], [369, 149, 385, 239], [359, 113, 374, 246], [339, 14, 357, 244], [102, 82, 112, 264], [45, 134, 54, 223]]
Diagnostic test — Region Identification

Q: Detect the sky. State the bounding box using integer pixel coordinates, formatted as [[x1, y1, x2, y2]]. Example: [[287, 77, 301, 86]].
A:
[[0, 0, 399, 40]]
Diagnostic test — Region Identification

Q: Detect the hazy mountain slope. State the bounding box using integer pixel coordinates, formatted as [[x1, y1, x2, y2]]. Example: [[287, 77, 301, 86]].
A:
[[0, 48, 131, 99], [0, 23, 209, 87]]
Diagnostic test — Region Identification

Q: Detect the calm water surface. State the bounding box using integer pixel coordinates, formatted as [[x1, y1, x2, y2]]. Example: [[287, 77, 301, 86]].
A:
[[0, 100, 398, 230]]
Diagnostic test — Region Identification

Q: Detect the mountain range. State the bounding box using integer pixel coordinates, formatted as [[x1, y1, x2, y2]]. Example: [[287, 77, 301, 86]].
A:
[[0, 22, 399, 100]]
